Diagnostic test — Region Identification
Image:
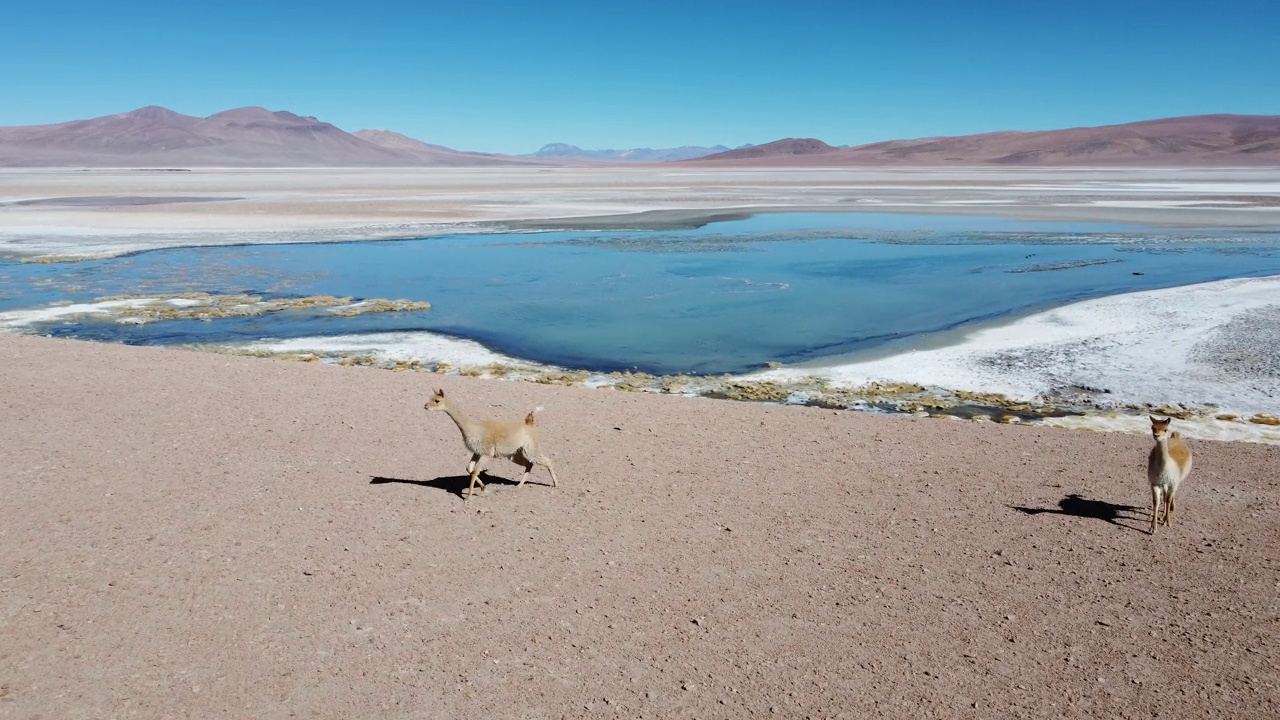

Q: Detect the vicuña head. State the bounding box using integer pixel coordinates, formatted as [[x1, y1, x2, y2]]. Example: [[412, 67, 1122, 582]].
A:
[[1149, 415, 1172, 441], [424, 388, 448, 411]]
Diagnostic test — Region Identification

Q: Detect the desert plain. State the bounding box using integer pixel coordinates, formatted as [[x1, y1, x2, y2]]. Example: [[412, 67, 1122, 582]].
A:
[[1, 332, 1278, 718]]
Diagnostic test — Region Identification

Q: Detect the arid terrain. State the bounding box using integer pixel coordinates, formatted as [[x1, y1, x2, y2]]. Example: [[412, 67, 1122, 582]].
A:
[[1, 334, 1278, 718]]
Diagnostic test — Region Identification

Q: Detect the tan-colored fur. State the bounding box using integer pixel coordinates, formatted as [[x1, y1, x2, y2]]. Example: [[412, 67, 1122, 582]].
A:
[[1147, 416, 1193, 535], [425, 389, 559, 499]]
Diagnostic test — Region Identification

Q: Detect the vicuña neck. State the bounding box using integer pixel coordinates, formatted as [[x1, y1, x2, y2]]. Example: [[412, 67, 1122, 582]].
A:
[[443, 405, 477, 438]]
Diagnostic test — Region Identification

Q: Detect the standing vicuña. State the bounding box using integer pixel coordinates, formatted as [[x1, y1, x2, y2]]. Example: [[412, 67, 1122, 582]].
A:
[[1147, 416, 1192, 535], [424, 388, 560, 499]]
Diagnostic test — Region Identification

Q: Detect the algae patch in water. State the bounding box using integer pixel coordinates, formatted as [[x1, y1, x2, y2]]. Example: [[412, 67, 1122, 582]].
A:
[[86, 292, 430, 323]]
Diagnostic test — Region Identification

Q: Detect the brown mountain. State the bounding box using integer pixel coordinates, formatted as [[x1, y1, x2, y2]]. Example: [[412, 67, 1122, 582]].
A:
[[694, 138, 837, 161], [0, 106, 533, 167], [690, 115, 1280, 166]]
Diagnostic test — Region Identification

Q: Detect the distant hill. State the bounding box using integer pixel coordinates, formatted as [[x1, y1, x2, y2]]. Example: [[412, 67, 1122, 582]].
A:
[[0, 106, 538, 167], [352, 129, 548, 167], [527, 142, 731, 162], [689, 115, 1280, 166], [695, 138, 837, 161]]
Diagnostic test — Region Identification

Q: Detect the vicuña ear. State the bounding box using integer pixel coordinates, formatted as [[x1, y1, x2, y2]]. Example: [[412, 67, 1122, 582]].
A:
[[435, 388, 445, 398]]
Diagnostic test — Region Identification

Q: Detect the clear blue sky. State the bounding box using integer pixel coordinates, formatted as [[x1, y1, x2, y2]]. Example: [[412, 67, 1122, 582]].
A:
[[3, 0, 1278, 154]]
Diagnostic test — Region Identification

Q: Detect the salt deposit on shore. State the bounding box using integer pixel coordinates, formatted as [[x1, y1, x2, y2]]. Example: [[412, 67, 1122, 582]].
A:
[[239, 331, 551, 373], [751, 275, 1280, 442]]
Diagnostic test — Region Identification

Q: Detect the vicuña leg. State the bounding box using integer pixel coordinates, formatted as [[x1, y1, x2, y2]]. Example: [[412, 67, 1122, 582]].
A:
[[1165, 493, 1176, 526], [534, 455, 559, 488], [466, 453, 486, 491], [467, 455, 488, 499], [1150, 486, 1163, 535], [514, 449, 535, 488]]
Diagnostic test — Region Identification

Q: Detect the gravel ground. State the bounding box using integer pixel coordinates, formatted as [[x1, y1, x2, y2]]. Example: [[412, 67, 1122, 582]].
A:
[[1, 334, 1278, 719]]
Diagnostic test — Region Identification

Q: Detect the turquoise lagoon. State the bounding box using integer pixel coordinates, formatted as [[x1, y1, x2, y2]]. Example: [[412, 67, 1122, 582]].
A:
[[2, 213, 1279, 375]]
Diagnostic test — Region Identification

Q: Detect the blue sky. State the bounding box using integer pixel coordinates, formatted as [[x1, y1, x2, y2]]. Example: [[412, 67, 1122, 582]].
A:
[[3, 0, 1278, 154]]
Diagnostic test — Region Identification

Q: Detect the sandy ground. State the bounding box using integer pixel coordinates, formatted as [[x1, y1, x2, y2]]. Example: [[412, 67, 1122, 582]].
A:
[[1, 334, 1278, 719], [2, 167, 1279, 259]]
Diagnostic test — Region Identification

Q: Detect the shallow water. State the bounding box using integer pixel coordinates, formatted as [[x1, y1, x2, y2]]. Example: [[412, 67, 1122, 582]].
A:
[[2, 212, 1279, 375]]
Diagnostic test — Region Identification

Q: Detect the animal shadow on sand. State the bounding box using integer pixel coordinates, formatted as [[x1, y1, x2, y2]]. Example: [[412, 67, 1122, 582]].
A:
[[369, 472, 526, 499], [1009, 493, 1147, 533]]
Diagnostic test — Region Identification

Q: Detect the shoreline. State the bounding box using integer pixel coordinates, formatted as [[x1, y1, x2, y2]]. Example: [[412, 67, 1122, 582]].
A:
[[2, 276, 1278, 443], [204, 272, 1280, 445]]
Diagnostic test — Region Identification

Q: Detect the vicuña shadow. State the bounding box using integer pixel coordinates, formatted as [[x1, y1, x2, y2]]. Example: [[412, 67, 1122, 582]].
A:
[[369, 472, 526, 499], [1009, 493, 1146, 532]]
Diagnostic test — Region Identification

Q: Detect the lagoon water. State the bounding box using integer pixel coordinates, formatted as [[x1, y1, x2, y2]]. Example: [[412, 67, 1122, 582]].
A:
[[3, 212, 1279, 375]]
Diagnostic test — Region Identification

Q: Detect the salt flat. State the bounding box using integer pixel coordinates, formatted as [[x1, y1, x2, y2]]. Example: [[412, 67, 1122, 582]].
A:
[[2, 166, 1279, 259]]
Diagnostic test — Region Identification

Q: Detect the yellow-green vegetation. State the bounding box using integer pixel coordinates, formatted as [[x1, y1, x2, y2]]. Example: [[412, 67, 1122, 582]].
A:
[[606, 370, 662, 392], [86, 292, 430, 323], [186, 344, 321, 363], [335, 354, 380, 367], [953, 389, 1013, 405], [482, 363, 527, 378], [1151, 405, 1195, 420], [712, 381, 796, 403], [658, 374, 699, 394], [1249, 414, 1280, 426], [330, 299, 432, 316], [533, 370, 593, 385], [183, 341, 1250, 433]]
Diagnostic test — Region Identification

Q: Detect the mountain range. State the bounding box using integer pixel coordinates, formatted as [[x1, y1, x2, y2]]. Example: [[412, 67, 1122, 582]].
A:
[[691, 115, 1280, 166], [1, 107, 1277, 167]]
